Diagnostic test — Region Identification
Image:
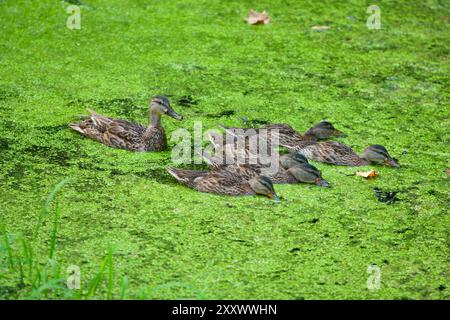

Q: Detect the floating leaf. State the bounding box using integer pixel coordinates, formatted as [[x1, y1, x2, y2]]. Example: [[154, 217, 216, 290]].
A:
[[356, 170, 378, 179], [245, 10, 271, 25]]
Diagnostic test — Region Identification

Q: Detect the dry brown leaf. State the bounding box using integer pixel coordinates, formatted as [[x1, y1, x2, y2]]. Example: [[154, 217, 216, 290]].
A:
[[446, 169, 450, 176], [312, 25, 332, 31], [245, 10, 271, 25], [356, 170, 378, 179]]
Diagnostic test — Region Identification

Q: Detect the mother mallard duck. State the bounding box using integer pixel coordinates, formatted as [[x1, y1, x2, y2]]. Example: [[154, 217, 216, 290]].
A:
[[69, 95, 183, 151]]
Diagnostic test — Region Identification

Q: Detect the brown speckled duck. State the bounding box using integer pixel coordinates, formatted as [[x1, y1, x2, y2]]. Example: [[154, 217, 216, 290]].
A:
[[69, 95, 183, 151], [167, 165, 279, 199], [202, 140, 329, 186], [223, 121, 346, 149], [291, 142, 399, 167], [203, 132, 329, 184]]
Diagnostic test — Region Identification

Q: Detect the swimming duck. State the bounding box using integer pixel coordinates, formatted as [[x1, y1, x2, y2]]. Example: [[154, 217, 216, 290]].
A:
[[204, 131, 301, 168], [202, 139, 328, 185], [166, 165, 279, 199], [223, 121, 346, 149], [69, 95, 183, 151], [291, 142, 399, 167]]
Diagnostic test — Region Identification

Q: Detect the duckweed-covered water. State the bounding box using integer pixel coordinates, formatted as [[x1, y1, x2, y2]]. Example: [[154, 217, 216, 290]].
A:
[[0, 1, 448, 299]]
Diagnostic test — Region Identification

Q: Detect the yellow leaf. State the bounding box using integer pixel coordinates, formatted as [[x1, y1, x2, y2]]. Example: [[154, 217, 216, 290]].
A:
[[245, 10, 271, 25], [356, 170, 378, 179]]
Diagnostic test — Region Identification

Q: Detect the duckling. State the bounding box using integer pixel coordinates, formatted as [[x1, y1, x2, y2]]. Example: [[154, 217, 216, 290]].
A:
[[167, 165, 279, 200], [69, 95, 183, 151], [223, 121, 346, 149], [291, 142, 399, 167]]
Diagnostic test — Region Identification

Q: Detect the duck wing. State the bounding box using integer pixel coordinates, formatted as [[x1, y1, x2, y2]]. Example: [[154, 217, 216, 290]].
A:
[[195, 165, 258, 195], [103, 119, 146, 149], [223, 123, 308, 151], [298, 141, 361, 166], [166, 168, 209, 188], [70, 109, 146, 150]]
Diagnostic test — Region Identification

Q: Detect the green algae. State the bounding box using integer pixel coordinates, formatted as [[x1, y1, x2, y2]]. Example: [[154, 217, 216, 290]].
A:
[[0, 0, 449, 299]]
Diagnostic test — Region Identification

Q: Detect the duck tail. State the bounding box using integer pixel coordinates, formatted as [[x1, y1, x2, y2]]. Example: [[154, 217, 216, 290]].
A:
[[167, 167, 207, 187], [166, 167, 189, 183], [68, 109, 98, 134], [84, 109, 111, 129], [68, 122, 85, 134]]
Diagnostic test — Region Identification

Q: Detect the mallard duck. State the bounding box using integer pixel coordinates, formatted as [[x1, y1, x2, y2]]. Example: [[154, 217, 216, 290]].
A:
[[204, 132, 312, 179], [69, 95, 183, 151], [223, 121, 346, 149], [204, 131, 301, 167], [203, 138, 328, 185], [167, 165, 279, 199], [291, 142, 399, 167]]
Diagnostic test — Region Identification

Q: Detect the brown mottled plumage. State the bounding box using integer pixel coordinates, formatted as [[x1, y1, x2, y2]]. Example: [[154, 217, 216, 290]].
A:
[[69, 95, 182, 151], [167, 165, 279, 199], [202, 134, 329, 186], [292, 141, 400, 167], [222, 121, 346, 150], [204, 132, 316, 183]]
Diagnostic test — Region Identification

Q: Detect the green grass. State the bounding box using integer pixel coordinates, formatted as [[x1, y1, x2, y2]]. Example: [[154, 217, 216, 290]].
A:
[[0, 0, 449, 299]]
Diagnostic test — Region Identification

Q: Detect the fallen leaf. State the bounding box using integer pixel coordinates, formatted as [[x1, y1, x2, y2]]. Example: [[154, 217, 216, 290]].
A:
[[446, 169, 450, 176], [312, 25, 332, 31], [245, 10, 271, 25], [356, 170, 378, 179]]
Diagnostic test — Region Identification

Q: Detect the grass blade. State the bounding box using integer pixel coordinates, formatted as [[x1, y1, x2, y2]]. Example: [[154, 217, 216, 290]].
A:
[[48, 201, 61, 260], [86, 247, 114, 299], [33, 177, 72, 240], [119, 276, 128, 300], [0, 224, 14, 271]]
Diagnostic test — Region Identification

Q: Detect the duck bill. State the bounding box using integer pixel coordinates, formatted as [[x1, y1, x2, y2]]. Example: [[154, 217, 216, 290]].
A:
[[333, 129, 347, 138], [385, 158, 400, 168], [167, 108, 183, 120], [315, 178, 330, 187], [268, 193, 280, 202]]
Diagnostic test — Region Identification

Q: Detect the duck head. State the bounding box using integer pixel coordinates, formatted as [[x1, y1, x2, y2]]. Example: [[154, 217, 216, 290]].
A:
[[361, 144, 399, 167], [304, 121, 346, 139], [150, 95, 183, 120], [249, 175, 280, 201], [288, 163, 330, 187], [280, 152, 309, 169]]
